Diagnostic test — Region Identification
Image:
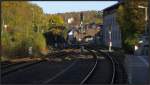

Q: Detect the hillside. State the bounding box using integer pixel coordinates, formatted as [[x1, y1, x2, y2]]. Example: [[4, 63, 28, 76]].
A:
[[54, 11, 103, 26]]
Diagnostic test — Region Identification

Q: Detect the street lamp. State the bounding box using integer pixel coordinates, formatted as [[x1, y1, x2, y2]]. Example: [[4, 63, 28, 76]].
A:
[[3, 24, 8, 32], [138, 5, 148, 34], [139, 40, 143, 44], [4, 24, 7, 29]]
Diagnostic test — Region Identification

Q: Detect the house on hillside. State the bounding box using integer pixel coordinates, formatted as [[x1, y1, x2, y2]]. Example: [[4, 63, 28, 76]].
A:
[[67, 23, 103, 45], [67, 27, 79, 45]]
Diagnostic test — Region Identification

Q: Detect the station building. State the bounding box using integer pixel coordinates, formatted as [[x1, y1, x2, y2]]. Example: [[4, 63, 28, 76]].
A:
[[103, 2, 122, 48]]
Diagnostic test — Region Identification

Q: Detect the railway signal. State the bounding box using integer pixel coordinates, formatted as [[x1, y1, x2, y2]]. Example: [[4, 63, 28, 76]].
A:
[[80, 12, 85, 53], [80, 12, 83, 22], [108, 25, 112, 52]]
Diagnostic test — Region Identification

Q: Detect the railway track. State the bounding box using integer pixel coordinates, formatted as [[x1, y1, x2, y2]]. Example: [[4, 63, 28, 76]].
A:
[[1, 62, 26, 69], [97, 49, 116, 84], [79, 50, 98, 85], [43, 49, 116, 84], [1, 51, 70, 77], [1, 61, 42, 76], [85, 45, 128, 84], [2, 48, 127, 84], [42, 49, 98, 84], [81, 48, 116, 84]]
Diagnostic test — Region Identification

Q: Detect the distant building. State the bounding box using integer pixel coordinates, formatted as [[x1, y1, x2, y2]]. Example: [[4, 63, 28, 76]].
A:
[[67, 23, 102, 45], [67, 27, 78, 44], [103, 2, 122, 48]]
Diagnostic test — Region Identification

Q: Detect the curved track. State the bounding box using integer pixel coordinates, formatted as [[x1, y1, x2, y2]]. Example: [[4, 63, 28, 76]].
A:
[[79, 49, 98, 85], [43, 49, 116, 84], [97, 49, 116, 84], [43, 49, 98, 84], [80, 48, 116, 84], [2, 48, 125, 84], [84, 45, 128, 84]]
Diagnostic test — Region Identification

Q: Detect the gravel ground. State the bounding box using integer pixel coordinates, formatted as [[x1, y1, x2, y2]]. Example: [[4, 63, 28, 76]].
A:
[[1, 60, 75, 84]]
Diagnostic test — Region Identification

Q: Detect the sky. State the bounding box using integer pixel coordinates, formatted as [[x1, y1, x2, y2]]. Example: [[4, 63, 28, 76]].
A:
[[30, 1, 118, 14]]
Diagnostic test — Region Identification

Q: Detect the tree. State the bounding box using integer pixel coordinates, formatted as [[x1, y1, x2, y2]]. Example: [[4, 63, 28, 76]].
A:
[[1, 32, 11, 57], [48, 15, 64, 27], [116, 0, 148, 53], [1, 1, 48, 58], [47, 15, 65, 35]]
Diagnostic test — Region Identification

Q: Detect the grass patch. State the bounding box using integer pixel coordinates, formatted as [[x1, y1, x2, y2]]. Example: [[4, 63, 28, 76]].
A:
[[1, 56, 10, 62]]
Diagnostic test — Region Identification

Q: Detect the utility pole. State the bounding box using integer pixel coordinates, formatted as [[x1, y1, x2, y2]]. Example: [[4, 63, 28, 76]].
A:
[[31, 8, 36, 32], [138, 5, 148, 34], [2, 18, 4, 34], [138, 4, 150, 84], [2, 14, 6, 34]]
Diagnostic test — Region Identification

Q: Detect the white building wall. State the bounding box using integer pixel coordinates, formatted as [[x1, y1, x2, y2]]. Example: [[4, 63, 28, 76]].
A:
[[103, 12, 122, 48]]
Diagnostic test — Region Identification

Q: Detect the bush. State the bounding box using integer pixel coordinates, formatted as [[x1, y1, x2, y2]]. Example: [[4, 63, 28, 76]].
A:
[[2, 32, 29, 57], [1, 31, 48, 58], [32, 32, 47, 56], [1, 32, 13, 57]]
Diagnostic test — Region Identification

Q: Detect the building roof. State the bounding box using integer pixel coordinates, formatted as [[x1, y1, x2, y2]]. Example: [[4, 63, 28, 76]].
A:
[[118, 0, 124, 3], [103, 2, 120, 12], [103, 1, 124, 16], [103, 0, 124, 12]]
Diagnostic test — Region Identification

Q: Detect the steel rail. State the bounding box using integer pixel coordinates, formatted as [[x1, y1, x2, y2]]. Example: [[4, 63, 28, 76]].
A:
[[84, 45, 116, 84], [43, 49, 98, 84], [42, 52, 78, 84], [2, 62, 25, 69], [80, 49, 98, 85], [2, 52, 69, 77], [2, 61, 42, 76], [97, 50, 116, 84], [107, 53, 116, 84]]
